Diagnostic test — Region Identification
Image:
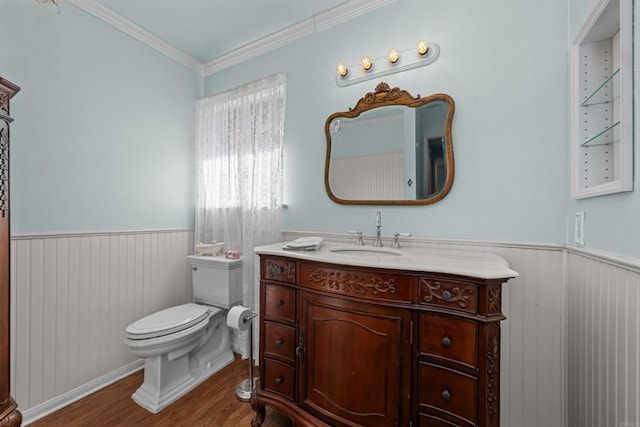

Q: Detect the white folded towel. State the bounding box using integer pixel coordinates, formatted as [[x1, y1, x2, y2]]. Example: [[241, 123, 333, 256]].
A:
[[283, 237, 324, 251]]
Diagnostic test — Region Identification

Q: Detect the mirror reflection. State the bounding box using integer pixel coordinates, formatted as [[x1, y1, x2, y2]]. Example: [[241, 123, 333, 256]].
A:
[[324, 84, 455, 205]]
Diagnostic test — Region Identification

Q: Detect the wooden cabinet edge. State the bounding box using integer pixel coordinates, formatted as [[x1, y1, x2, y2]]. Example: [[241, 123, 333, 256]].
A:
[[0, 78, 20, 427]]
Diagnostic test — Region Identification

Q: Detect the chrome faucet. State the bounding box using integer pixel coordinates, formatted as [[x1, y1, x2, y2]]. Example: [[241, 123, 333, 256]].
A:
[[348, 230, 365, 246], [373, 211, 383, 247], [392, 233, 412, 249]]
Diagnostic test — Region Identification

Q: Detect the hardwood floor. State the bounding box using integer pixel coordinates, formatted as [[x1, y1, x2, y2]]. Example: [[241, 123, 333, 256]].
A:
[[31, 355, 292, 427]]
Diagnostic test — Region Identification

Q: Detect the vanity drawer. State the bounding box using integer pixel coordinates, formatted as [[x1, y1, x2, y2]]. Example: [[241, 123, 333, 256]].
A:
[[262, 358, 295, 401], [420, 313, 478, 369], [418, 278, 478, 314], [263, 283, 296, 324], [263, 257, 296, 284], [299, 263, 412, 303], [264, 321, 296, 364], [419, 362, 477, 426]]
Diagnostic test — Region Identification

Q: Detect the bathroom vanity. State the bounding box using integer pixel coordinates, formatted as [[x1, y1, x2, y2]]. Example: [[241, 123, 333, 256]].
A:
[[252, 242, 517, 427]]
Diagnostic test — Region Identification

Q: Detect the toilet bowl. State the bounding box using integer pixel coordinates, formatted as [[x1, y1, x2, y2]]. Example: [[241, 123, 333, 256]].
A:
[[124, 255, 242, 413]]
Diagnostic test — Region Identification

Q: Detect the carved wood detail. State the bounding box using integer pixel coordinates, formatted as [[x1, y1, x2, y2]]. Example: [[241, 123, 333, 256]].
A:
[[0, 93, 8, 115], [354, 82, 421, 112], [488, 287, 501, 315], [0, 409, 21, 427], [0, 125, 8, 218], [420, 279, 474, 308], [486, 324, 500, 425], [0, 78, 19, 427], [305, 268, 397, 296], [265, 260, 295, 282]]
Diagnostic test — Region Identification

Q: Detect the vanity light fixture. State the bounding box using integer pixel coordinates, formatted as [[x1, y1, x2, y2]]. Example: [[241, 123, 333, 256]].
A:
[[336, 63, 348, 78], [387, 48, 400, 64], [360, 56, 373, 71], [335, 39, 441, 87]]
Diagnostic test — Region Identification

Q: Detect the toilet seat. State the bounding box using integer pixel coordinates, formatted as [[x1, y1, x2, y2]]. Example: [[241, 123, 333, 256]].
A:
[[126, 303, 220, 340]]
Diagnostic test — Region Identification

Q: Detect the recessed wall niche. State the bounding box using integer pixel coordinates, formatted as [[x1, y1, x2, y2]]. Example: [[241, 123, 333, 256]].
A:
[[570, 0, 632, 198]]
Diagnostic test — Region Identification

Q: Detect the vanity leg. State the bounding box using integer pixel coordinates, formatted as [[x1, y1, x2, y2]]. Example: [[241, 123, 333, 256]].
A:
[[0, 398, 22, 427], [251, 405, 265, 427], [0, 408, 22, 427], [250, 395, 265, 427]]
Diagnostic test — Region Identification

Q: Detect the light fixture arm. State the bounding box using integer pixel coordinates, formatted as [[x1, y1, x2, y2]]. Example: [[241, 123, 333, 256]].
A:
[[36, 0, 62, 14]]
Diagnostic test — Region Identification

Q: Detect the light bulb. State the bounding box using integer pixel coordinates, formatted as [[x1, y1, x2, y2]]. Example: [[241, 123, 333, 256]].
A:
[[416, 40, 429, 56], [361, 56, 373, 71], [387, 48, 400, 64], [336, 63, 348, 77]]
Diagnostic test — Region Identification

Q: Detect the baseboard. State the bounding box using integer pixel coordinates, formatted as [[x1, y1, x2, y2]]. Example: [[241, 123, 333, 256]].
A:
[[21, 359, 144, 426]]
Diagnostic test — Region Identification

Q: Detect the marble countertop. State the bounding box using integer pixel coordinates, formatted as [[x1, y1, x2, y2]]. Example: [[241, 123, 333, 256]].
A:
[[255, 241, 518, 280]]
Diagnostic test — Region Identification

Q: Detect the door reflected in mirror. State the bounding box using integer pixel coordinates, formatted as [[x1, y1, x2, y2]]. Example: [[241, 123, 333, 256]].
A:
[[325, 83, 455, 205]]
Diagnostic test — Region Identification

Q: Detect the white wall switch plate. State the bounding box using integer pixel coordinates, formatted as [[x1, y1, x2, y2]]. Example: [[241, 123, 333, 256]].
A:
[[574, 212, 585, 246]]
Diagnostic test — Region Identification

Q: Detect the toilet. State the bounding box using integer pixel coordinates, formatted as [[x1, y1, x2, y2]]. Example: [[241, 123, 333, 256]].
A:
[[124, 255, 242, 413]]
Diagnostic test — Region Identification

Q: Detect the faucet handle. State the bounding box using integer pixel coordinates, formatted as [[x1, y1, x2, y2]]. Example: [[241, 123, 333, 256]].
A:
[[348, 230, 365, 246], [392, 233, 412, 249]]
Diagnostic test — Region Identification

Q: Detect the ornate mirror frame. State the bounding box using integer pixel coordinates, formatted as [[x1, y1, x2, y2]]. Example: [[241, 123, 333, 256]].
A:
[[324, 82, 455, 205]]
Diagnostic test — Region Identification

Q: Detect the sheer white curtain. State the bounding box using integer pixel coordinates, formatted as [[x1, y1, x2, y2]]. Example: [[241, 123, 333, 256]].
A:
[[195, 74, 286, 356]]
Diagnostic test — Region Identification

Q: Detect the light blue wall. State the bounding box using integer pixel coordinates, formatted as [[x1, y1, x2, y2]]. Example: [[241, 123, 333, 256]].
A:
[[206, 0, 569, 245], [1, 1, 200, 234], [566, 0, 640, 259], [10, 0, 635, 259]]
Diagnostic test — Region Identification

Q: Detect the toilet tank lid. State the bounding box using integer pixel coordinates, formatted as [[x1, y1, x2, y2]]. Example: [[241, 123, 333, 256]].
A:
[[126, 303, 212, 338], [187, 255, 242, 269]]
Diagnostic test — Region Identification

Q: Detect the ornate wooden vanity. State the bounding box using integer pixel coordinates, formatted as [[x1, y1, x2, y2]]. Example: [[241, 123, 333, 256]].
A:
[[252, 243, 516, 427]]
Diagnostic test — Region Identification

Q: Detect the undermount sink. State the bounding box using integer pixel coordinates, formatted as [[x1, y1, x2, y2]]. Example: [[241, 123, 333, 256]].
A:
[[329, 246, 404, 257]]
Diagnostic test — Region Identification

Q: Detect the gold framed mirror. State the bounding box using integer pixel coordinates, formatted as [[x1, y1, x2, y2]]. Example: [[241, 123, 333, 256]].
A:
[[324, 83, 455, 205]]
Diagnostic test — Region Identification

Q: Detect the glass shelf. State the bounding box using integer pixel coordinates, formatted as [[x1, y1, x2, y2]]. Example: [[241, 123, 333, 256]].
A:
[[581, 68, 620, 106], [580, 120, 620, 147]]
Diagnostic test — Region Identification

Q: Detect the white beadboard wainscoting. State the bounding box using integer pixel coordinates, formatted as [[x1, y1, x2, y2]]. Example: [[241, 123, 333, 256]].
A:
[[567, 249, 640, 427], [329, 152, 405, 200], [11, 228, 640, 426], [11, 229, 194, 425]]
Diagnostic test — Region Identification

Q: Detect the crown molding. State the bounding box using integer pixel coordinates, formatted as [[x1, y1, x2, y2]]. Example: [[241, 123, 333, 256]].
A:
[[66, 0, 202, 72], [313, 0, 397, 32], [202, 0, 397, 76], [202, 19, 314, 75], [64, 0, 396, 76]]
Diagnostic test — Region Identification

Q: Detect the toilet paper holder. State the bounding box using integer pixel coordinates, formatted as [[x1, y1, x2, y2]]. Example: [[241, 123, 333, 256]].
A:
[[234, 309, 258, 401]]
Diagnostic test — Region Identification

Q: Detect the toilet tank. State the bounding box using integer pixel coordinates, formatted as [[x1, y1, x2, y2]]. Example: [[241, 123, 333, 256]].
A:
[[187, 255, 242, 309]]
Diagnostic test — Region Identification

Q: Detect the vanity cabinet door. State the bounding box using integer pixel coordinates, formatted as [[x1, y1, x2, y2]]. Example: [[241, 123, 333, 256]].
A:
[[297, 291, 411, 427]]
